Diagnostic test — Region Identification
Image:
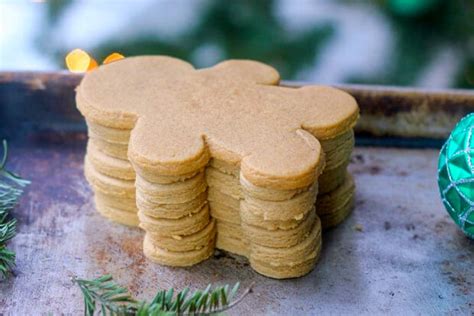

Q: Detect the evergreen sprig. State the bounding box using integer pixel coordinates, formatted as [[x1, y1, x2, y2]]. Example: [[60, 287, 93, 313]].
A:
[[0, 140, 30, 279], [73, 274, 250, 316], [75, 274, 136, 315]]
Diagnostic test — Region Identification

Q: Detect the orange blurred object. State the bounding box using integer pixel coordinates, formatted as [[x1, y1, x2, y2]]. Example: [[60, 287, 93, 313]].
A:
[[103, 52, 125, 64], [65, 49, 98, 73]]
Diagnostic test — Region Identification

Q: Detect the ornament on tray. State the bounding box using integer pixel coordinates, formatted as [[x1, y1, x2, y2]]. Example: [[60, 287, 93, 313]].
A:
[[438, 113, 474, 239]]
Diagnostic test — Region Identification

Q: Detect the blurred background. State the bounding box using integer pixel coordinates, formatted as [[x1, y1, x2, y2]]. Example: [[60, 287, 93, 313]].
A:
[[1, 0, 473, 88]]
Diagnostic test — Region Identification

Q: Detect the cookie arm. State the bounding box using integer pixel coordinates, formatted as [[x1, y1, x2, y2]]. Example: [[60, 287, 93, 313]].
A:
[[298, 86, 359, 140]]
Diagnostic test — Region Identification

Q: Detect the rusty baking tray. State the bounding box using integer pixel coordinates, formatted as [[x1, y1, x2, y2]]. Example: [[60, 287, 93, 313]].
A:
[[0, 72, 473, 314]]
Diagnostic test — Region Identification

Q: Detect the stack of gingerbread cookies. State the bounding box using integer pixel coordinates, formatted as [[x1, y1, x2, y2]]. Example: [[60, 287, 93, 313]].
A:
[[207, 158, 324, 278], [136, 167, 216, 266], [317, 130, 355, 228], [83, 120, 139, 226], [77, 56, 358, 279]]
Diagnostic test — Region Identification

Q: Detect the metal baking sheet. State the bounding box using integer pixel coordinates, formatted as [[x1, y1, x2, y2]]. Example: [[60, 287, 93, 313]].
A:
[[0, 72, 473, 314], [1, 141, 472, 314]]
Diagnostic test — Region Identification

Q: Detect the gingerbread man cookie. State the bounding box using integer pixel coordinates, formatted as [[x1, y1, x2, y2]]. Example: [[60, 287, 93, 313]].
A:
[[78, 56, 358, 278]]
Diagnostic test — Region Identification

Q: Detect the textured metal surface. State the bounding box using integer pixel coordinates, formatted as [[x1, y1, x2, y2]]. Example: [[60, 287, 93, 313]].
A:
[[1, 140, 472, 314], [2, 72, 474, 143]]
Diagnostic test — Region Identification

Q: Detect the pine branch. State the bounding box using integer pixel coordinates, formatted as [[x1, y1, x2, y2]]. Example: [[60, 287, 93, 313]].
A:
[[0, 140, 30, 279], [0, 141, 30, 188], [0, 217, 16, 245], [0, 246, 16, 278], [74, 274, 136, 316], [73, 274, 251, 316]]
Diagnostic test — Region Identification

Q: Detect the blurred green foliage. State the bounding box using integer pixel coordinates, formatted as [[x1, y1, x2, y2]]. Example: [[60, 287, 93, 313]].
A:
[[349, 0, 474, 88], [47, 0, 333, 80], [45, 0, 473, 88], [45, 0, 72, 25]]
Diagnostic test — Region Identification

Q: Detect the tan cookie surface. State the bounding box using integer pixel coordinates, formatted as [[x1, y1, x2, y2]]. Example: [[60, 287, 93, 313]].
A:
[[241, 182, 317, 221], [86, 119, 131, 144], [135, 171, 207, 204], [239, 205, 304, 231], [319, 130, 354, 170], [216, 234, 250, 258], [242, 209, 316, 248], [146, 219, 216, 252], [84, 156, 135, 198], [87, 141, 136, 180], [250, 241, 321, 279], [209, 159, 240, 177], [88, 137, 129, 160], [143, 233, 215, 267], [94, 190, 137, 212], [77, 56, 358, 190], [240, 173, 311, 202], [205, 167, 242, 199], [318, 160, 349, 194], [94, 197, 139, 226], [137, 190, 208, 220], [215, 220, 249, 257], [208, 201, 241, 225], [138, 204, 210, 237], [250, 217, 322, 279], [317, 173, 355, 228], [207, 189, 240, 210], [319, 197, 354, 229], [316, 173, 355, 214]]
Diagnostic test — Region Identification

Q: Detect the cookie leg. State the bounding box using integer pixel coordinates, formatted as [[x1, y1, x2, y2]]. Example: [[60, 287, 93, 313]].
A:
[[240, 174, 322, 279], [125, 121, 216, 266], [205, 160, 249, 257], [137, 171, 216, 266]]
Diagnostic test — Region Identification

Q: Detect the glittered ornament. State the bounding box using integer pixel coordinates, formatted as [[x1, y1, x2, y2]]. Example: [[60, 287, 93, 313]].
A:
[[438, 113, 474, 239]]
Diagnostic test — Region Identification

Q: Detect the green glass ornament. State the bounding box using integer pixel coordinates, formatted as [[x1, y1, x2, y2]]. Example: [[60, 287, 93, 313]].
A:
[[438, 113, 474, 239]]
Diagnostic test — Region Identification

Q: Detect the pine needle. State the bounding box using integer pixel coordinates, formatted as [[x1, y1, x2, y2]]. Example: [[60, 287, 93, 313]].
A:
[[74, 274, 136, 315], [73, 274, 251, 316], [0, 140, 30, 279]]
